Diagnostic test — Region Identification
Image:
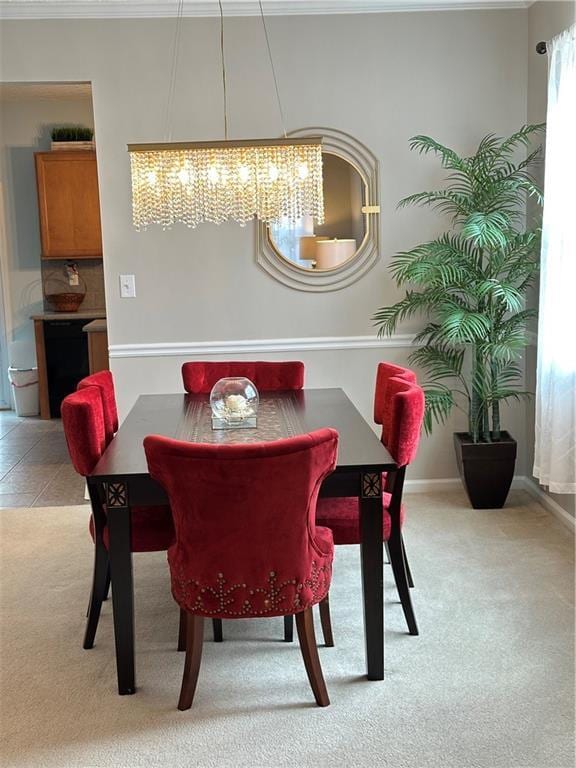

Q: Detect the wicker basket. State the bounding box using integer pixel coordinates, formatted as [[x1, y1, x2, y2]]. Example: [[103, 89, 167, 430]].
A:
[[44, 269, 87, 312], [45, 292, 86, 312]]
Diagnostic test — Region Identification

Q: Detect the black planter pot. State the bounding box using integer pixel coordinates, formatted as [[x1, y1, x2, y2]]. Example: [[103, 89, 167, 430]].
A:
[[454, 431, 517, 509]]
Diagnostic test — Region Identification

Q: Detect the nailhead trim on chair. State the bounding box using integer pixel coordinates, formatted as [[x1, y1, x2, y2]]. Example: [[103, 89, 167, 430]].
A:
[[175, 562, 332, 617]]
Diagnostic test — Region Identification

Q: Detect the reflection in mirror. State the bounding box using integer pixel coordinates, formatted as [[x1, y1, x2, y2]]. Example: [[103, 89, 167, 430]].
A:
[[269, 152, 366, 271]]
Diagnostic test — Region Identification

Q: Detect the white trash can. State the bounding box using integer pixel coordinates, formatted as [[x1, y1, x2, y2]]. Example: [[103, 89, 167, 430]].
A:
[[8, 366, 39, 417]]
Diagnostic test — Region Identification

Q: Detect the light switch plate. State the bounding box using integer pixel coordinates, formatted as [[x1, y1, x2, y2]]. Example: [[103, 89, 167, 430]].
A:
[[120, 274, 136, 298]]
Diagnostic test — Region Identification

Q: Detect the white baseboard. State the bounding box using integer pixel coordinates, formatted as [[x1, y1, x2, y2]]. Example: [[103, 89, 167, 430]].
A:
[[405, 474, 575, 532], [404, 478, 462, 493], [517, 476, 576, 532]]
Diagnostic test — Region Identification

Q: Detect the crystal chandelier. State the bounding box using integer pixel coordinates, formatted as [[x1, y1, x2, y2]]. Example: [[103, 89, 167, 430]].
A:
[[128, 2, 324, 230], [129, 138, 324, 230]]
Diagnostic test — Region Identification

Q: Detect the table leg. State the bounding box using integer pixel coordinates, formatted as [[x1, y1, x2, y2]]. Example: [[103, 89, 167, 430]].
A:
[[359, 471, 384, 680], [106, 481, 136, 695]]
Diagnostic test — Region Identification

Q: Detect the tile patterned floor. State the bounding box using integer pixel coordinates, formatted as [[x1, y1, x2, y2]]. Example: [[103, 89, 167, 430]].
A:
[[0, 410, 87, 508]]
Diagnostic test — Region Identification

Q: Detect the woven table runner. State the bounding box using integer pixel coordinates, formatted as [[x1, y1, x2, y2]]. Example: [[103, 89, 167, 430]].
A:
[[177, 394, 303, 445]]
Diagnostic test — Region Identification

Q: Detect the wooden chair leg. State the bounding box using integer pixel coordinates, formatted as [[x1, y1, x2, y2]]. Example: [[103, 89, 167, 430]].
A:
[[180, 615, 222, 648], [319, 595, 334, 647], [401, 535, 414, 588], [295, 608, 330, 707], [388, 531, 419, 635], [283, 614, 294, 642], [103, 564, 111, 600], [178, 608, 186, 651], [178, 614, 205, 711], [83, 544, 109, 649], [212, 619, 223, 642]]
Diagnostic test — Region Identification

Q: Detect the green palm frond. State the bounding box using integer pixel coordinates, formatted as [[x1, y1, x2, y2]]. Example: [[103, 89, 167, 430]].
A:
[[373, 289, 446, 336], [477, 336, 526, 364], [422, 387, 457, 435], [487, 389, 533, 405], [412, 323, 449, 347], [409, 345, 465, 380], [490, 366, 525, 391], [496, 308, 538, 336], [476, 280, 524, 312], [407, 135, 468, 171], [437, 308, 491, 343], [475, 133, 502, 158], [397, 190, 473, 216], [389, 233, 485, 293], [498, 124, 545, 155], [408, 347, 469, 401], [461, 211, 511, 249], [492, 147, 543, 182]]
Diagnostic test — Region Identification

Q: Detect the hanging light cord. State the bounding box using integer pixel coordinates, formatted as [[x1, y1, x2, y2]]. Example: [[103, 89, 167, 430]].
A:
[[258, 0, 287, 138], [218, 0, 229, 141], [163, 0, 285, 143], [164, 0, 185, 141]]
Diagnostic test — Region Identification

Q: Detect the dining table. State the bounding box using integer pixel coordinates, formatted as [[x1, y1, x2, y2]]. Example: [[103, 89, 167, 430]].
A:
[[88, 387, 397, 695]]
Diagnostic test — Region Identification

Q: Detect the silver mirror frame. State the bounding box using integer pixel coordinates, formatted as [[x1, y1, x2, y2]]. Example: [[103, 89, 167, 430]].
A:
[[257, 127, 380, 292]]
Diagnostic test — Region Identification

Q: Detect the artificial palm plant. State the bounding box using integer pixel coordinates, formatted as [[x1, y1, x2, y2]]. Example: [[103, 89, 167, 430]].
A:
[[374, 125, 544, 444]]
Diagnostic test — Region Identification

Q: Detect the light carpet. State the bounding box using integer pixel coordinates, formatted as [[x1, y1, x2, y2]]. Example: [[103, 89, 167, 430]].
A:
[[0, 490, 574, 768]]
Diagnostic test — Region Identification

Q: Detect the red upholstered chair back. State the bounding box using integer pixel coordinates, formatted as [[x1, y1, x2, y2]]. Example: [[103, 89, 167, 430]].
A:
[[78, 371, 119, 445], [182, 361, 304, 394], [144, 428, 338, 618], [61, 387, 106, 477], [385, 377, 425, 468], [373, 362, 417, 427]]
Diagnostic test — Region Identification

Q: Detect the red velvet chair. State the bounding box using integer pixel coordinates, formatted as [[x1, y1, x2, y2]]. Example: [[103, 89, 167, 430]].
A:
[[182, 361, 304, 393], [372, 362, 418, 589], [373, 362, 417, 441], [315, 376, 425, 637], [144, 428, 338, 710], [78, 370, 119, 445], [61, 387, 176, 650], [182, 359, 305, 643]]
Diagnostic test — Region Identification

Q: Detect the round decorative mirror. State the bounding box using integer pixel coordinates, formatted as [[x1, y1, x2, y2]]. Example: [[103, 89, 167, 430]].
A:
[[257, 127, 379, 292]]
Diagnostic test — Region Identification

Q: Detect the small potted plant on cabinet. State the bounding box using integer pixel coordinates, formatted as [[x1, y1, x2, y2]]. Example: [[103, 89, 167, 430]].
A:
[[374, 125, 544, 508], [51, 125, 94, 151]]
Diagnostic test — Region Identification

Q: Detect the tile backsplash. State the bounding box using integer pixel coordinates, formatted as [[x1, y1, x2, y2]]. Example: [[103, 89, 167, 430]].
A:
[[41, 258, 105, 312]]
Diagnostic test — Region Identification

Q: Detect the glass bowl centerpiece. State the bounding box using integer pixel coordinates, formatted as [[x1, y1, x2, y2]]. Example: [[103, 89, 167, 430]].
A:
[[210, 377, 259, 429]]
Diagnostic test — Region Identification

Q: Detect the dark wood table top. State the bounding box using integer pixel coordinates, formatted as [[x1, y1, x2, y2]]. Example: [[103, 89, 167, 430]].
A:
[[91, 388, 395, 480]]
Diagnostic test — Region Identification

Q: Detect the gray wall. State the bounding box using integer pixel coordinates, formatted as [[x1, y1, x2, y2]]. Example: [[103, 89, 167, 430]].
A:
[[0, 10, 531, 480], [527, 0, 576, 517], [0, 91, 94, 365]]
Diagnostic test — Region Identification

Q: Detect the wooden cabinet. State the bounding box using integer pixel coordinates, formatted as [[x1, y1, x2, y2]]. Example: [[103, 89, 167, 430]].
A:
[[83, 320, 109, 375], [35, 151, 102, 259]]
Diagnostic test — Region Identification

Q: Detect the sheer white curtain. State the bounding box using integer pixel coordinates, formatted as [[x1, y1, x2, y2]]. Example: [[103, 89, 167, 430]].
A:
[[534, 24, 576, 493]]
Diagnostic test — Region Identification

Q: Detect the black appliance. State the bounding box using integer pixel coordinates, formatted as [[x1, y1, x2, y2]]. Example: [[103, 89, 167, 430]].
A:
[[44, 319, 90, 417]]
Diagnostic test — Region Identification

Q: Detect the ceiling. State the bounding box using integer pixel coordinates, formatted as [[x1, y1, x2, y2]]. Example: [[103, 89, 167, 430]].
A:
[[0, 0, 531, 20], [0, 82, 93, 101]]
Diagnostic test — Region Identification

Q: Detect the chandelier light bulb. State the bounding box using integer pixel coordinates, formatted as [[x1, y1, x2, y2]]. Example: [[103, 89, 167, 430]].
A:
[[239, 165, 250, 183], [268, 164, 279, 181], [298, 163, 309, 179]]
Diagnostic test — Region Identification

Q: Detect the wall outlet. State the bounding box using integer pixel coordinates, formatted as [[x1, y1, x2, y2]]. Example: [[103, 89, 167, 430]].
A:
[[120, 274, 136, 298]]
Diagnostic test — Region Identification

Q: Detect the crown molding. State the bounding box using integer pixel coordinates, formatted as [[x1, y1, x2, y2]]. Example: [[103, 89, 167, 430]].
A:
[[0, 0, 531, 21]]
